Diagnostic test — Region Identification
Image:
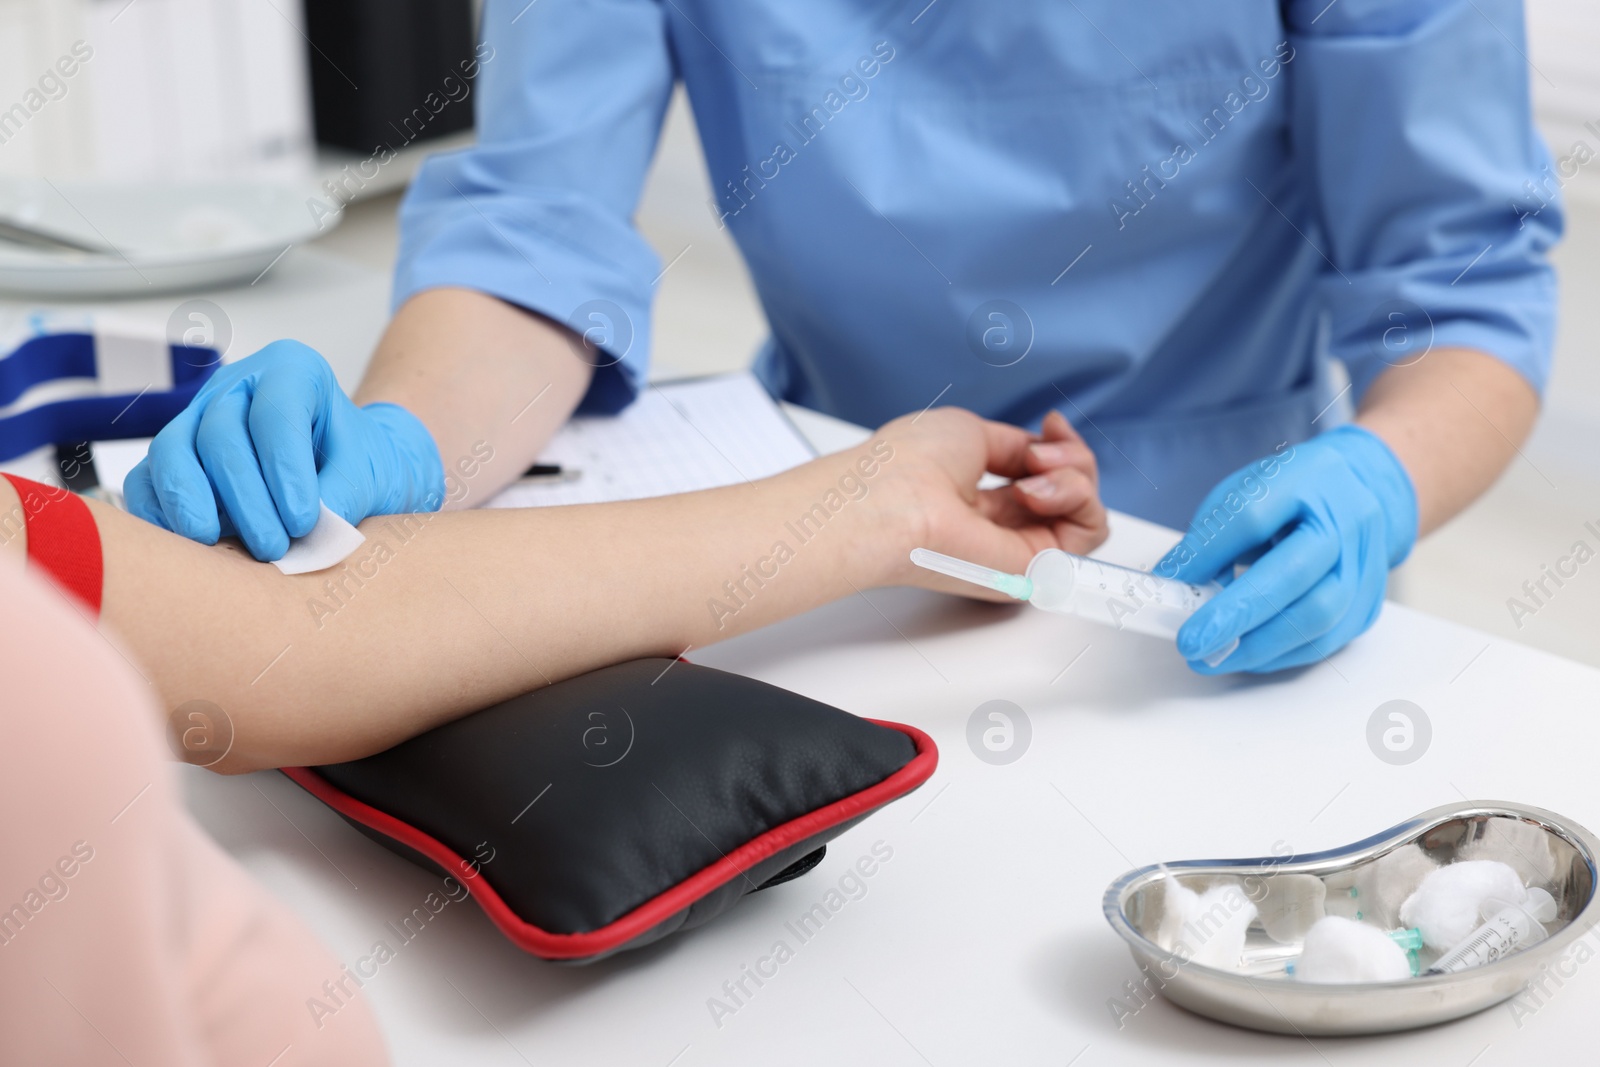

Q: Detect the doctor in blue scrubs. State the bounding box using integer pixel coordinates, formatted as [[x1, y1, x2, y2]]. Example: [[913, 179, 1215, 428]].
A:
[[127, 0, 1560, 673]]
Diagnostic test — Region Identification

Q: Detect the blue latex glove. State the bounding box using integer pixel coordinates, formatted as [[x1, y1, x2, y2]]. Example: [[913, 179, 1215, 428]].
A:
[[1156, 426, 1418, 674], [125, 340, 445, 561]]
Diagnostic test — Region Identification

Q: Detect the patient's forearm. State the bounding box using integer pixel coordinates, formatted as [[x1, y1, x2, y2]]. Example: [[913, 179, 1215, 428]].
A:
[[5, 406, 1106, 771], [4, 442, 901, 772]]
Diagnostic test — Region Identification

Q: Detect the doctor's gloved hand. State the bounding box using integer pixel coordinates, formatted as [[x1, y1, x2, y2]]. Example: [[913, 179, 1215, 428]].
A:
[[1156, 426, 1418, 674], [125, 340, 445, 562]]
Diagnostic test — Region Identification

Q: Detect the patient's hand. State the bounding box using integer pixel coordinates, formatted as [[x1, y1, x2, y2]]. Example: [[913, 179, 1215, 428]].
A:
[[857, 407, 1108, 595]]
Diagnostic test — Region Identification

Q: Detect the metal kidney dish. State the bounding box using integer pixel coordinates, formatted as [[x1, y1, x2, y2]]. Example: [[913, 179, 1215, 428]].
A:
[[1104, 802, 1600, 1035]]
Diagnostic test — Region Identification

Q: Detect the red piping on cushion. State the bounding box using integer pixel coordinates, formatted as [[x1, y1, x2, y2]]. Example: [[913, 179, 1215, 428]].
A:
[[283, 719, 937, 960]]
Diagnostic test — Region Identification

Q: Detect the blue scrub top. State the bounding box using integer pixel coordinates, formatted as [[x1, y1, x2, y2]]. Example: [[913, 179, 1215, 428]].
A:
[[394, 0, 1561, 527]]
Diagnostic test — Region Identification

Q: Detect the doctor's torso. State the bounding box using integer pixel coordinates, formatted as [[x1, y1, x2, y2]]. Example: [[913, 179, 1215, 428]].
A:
[[412, 0, 1548, 525], [665, 2, 1329, 520]]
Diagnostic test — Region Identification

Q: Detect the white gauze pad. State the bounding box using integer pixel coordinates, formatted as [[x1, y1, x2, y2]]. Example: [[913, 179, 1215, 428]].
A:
[[273, 504, 366, 576]]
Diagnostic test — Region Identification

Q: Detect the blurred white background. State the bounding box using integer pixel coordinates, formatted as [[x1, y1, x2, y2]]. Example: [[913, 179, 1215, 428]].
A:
[[0, 0, 1595, 664], [0, 0, 314, 180]]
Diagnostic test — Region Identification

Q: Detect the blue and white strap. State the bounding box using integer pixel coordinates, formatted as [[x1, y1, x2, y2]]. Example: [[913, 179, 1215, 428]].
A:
[[0, 332, 219, 461]]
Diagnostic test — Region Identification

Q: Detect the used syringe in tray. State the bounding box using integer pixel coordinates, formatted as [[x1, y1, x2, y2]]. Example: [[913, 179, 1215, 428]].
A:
[[910, 547, 1238, 664]]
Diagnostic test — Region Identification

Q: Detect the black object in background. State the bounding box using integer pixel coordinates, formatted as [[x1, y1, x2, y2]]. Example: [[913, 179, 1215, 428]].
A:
[[54, 441, 98, 493], [301, 0, 478, 154]]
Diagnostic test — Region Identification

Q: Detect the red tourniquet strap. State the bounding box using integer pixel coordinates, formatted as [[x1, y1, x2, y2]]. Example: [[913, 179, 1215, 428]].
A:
[[2, 473, 103, 619]]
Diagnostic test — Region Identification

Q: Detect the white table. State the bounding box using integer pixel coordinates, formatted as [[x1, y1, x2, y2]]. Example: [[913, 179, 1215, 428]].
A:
[[13, 250, 1599, 1065]]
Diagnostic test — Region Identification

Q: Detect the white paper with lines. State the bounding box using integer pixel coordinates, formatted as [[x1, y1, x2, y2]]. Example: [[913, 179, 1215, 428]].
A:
[[485, 373, 816, 509]]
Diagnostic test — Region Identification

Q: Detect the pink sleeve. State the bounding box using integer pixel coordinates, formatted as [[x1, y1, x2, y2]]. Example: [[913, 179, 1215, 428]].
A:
[[0, 563, 387, 1067]]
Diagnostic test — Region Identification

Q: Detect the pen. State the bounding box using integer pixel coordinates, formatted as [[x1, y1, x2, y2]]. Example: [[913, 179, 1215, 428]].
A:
[[520, 463, 582, 484]]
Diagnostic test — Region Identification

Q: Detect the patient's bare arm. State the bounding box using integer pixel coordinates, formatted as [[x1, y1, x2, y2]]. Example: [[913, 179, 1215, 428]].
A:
[[1, 409, 1105, 773]]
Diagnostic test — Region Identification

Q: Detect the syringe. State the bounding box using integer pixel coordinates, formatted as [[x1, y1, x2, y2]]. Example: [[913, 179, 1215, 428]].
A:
[[1423, 889, 1557, 975], [910, 547, 1238, 664]]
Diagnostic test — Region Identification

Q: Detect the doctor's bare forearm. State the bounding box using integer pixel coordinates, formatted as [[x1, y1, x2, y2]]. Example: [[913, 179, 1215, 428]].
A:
[[1355, 348, 1539, 538], [353, 288, 594, 507]]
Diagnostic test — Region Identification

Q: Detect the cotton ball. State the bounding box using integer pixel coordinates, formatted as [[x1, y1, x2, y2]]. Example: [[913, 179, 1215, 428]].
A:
[[1154, 878, 1202, 953], [1153, 878, 1258, 971], [1187, 886, 1259, 970], [1399, 860, 1528, 951], [1254, 873, 1328, 945], [1294, 917, 1412, 983]]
